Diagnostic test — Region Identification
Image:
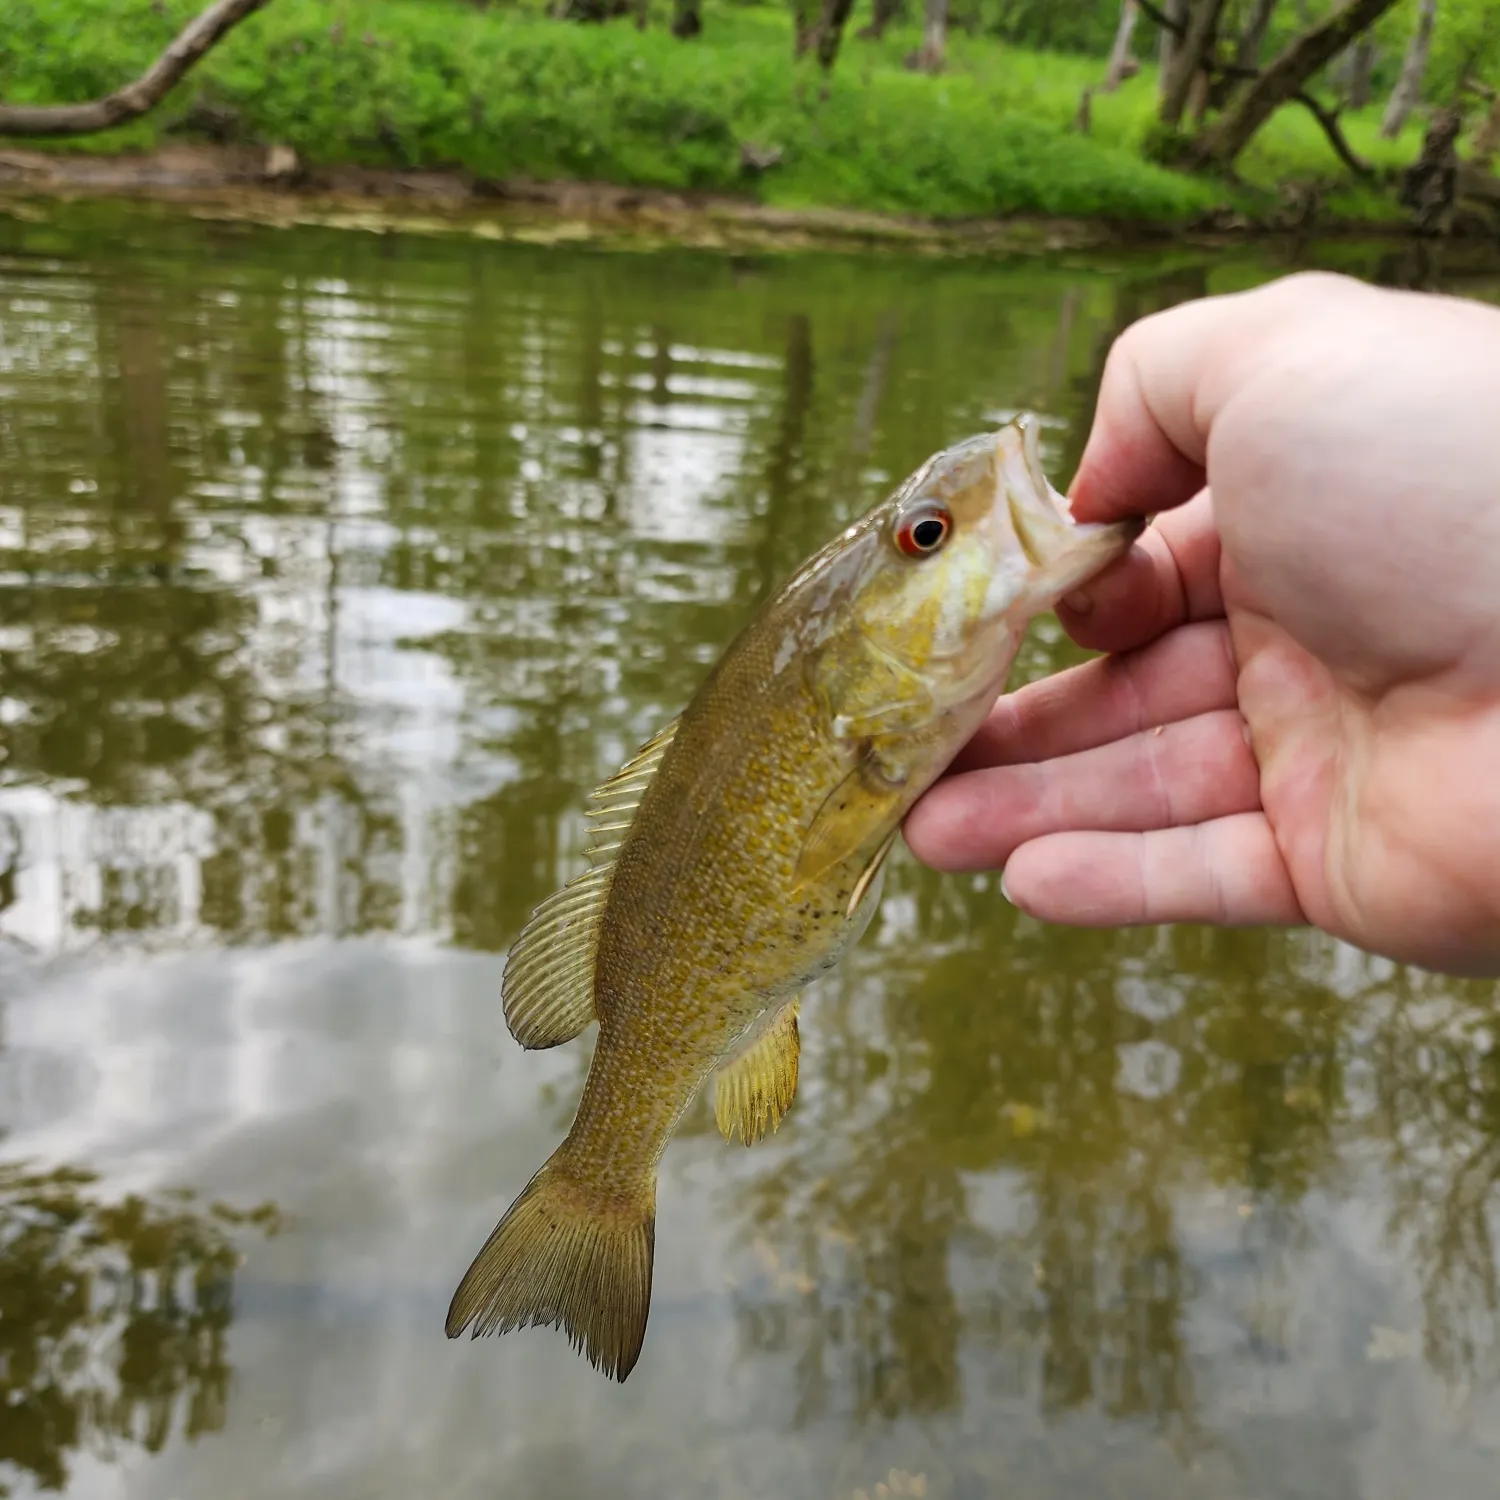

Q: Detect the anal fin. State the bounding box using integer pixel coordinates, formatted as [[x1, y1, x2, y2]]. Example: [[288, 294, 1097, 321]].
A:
[[714, 1002, 801, 1147]]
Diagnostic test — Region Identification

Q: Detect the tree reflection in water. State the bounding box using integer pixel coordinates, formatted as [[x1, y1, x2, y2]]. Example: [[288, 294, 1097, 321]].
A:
[[0, 1162, 280, 1494], [3, 204, 1500, 1493]]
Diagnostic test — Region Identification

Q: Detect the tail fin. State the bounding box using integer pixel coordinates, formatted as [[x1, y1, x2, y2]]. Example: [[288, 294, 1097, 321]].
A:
[[445, 1152, 656, 1383]]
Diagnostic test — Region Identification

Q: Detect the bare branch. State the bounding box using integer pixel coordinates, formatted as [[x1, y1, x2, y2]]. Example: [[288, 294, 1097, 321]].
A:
[[0, 0, 270, 138], [1289, 91, 1373, 173], [1194, 0, 1403, 168], [1138, 0, 1262, 80], [1136, 0, 1186, 38]]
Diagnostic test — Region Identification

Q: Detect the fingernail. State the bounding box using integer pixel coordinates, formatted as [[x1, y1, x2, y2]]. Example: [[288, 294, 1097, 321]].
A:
[[999, 869, 1013, 904], [1062, 589, 1094, 616]]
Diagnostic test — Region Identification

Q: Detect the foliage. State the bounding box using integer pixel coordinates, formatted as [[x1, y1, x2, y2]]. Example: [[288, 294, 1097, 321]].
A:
[[0, 0, 1431, 225]]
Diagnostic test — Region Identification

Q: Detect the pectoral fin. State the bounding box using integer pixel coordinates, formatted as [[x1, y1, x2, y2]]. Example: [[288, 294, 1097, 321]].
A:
[[847, 826, 898, 920], [714, 1002, 801, 1147], [794, 755, 904, 891]]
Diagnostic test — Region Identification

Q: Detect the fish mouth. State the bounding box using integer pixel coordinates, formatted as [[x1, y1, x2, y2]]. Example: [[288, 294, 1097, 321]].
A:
[[999, 415, 1144, 594]]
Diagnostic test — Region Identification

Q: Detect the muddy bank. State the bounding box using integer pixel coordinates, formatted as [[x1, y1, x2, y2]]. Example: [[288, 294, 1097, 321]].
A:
[[0, 140, 1434, 257]]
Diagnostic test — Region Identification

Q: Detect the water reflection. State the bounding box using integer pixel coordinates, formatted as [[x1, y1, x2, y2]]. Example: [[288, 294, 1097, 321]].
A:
[[0, 1160, 278, 1494], [1, 201, 1500, 1497]]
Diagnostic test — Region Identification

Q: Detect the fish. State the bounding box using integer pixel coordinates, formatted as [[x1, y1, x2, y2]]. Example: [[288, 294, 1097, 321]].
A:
[[445, 414, 1144, 1380]]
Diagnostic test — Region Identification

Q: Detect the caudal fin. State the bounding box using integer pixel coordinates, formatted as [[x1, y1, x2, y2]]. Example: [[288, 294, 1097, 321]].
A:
[[445, 1153, 656, 1383]]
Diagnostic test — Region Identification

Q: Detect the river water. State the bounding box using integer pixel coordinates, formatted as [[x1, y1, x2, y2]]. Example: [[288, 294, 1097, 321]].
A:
[[1, 198, 1499, 1499]]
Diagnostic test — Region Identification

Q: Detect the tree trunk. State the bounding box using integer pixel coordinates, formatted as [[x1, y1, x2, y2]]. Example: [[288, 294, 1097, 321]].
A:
[[1101, 1, 1140, 91], [1472, 94, 1500, 169], [1193, 0, 1403, 167], [915, 0, 948, 72], [1340, 33, 1378, 107], [815, 0, 859, 68], [1398, 104, 1460, 233], [558, 0, 633, 19], [1159, 0, 1228, 128], [792, 0, 820, 55], [1234, 0, 1277, 69], [857, 0, 903, 40], [1379, 0, 1436, 137], [0, 0, 268, 136], [671, 0, 702, 35], [1188, 65, 1212, 123], [1158, 0, 1186, 77]]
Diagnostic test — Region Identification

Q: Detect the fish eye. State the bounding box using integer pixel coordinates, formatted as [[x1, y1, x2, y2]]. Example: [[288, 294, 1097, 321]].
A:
[[894, 502, 952, 558]]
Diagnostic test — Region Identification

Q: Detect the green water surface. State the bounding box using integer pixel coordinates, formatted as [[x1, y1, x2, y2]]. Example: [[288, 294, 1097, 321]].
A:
[[1, 201, 1499, 1500]]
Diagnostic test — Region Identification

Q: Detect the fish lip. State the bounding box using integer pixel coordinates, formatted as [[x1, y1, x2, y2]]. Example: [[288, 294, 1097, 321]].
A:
[[1019, 415, 1053, 510], [1000, 416, 1068, 568], [988, 415, 1147, 604], [1007, 414, 1147, 545]]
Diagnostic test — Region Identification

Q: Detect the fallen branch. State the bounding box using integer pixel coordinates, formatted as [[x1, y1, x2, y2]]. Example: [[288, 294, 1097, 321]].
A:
[[0, 0, 270, 137], [1288, 91, 1373, 174]]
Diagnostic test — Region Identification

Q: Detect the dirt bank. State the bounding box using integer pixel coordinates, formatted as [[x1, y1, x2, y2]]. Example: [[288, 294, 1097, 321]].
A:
[[0, 140, 1429, 257]]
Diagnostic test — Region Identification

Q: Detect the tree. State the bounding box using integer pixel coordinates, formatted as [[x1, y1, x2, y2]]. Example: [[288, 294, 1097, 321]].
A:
[[1380, 0, 1438, 137], [1472, 93, 1500, 169], [1159, 0, 1230, 127], [1191, 0, 1404, 167], [857, 0, 904, 41], [1337, 32, 1381, 107], [793, 0, 859, 68], [1234, 0, 1279, 70], [0, 0, 268, 137], [1158, 0, 1187, 77], [911, 0, 949, 73], [1102, 1, 1142, 92]]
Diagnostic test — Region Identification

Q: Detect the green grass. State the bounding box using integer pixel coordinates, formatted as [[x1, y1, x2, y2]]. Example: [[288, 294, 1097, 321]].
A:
[[0, 0, 1426, 226]]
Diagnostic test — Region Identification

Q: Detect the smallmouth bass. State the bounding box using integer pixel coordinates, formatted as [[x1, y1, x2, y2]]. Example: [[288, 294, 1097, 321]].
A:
[[446, 416, 1143, 1380]]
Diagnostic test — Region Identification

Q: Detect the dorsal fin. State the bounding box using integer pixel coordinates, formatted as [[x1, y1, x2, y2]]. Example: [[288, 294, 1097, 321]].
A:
[[501, 716, 680, 1050]]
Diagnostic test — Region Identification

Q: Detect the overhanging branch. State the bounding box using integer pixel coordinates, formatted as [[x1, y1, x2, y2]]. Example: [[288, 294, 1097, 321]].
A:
[[1135, 0, 1185, 38], [1289, 90, 1373, 175], [1138, 0, 1376, 175], [0, 0, 270, 137]]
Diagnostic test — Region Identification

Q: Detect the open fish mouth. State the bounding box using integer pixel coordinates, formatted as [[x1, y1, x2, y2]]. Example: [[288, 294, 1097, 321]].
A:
[[996, 415, 1144, 588]]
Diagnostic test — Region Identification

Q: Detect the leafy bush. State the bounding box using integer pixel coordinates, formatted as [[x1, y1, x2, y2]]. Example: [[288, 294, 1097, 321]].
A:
[[0, 0, 1417, 225]]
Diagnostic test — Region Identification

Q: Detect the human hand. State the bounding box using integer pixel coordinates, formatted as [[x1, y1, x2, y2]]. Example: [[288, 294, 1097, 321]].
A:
[[904, 271, 1500, 977]]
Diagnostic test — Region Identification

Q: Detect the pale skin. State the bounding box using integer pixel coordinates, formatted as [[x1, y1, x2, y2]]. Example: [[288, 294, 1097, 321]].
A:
[[903, 270, 1500, 979]]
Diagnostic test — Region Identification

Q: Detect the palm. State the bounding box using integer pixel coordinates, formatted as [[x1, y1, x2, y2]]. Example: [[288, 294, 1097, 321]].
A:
[[905, 491, 1500, 977], [906, 271, 1500, 978]]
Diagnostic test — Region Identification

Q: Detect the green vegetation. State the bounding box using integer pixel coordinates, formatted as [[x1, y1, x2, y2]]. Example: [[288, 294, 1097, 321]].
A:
[[0, 0, 1466, 227]]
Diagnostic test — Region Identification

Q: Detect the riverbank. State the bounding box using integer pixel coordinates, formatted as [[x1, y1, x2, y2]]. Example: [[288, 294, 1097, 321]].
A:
[[0, 139, 1408, 260], [0, 0, 1440, 237]]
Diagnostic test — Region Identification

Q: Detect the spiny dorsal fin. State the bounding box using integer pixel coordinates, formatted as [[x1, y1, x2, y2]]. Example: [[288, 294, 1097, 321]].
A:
[[713, 1001, 801, 1147], [501, 716, 680, 1050]]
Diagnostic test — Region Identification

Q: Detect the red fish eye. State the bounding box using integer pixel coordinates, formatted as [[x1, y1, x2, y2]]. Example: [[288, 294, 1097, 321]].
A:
[[895, 503, 951, 557]]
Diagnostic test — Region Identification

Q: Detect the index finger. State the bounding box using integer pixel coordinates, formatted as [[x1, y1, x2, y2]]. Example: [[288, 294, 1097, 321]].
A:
[[1065, 271, 1370, 526]]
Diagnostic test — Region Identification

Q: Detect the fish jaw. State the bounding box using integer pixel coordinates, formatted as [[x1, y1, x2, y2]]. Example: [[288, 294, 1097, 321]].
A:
[[993, 414, 1144, 613]]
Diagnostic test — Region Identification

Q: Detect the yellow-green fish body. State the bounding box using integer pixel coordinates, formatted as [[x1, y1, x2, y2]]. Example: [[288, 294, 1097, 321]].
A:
[[446, 417, 1142, 1380]]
